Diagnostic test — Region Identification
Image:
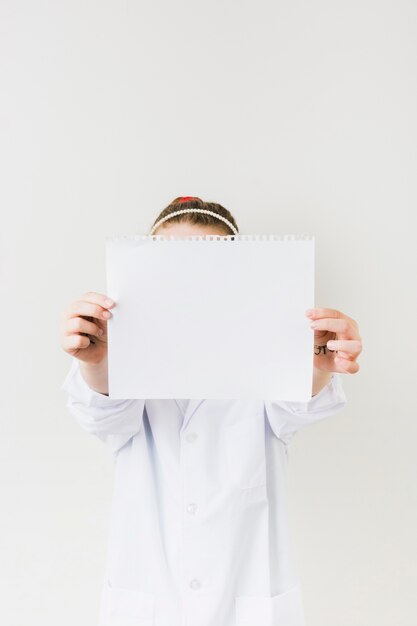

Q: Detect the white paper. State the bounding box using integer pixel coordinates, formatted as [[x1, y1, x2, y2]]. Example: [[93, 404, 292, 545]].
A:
[[105, 235, 315, 401]]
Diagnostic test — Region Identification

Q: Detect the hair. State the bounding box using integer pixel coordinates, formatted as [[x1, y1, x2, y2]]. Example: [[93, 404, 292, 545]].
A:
[[150, 197, 239, 236]]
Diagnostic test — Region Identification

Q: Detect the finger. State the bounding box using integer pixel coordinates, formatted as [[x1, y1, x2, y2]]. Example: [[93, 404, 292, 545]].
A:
[[326, 339, 362, 357], [306, 307, 356, 326], [61, 293, 115, 323], [310, 317, 359, 338], [80, 291, 116, 309], [62, 333, 91, 352], [65, 301, 113, 322], [63, 316, 104, 338], [334, 355, 360, 374]]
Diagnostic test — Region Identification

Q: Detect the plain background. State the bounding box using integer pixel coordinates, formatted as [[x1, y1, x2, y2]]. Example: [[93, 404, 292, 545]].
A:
[[1, 1, 416, 624]]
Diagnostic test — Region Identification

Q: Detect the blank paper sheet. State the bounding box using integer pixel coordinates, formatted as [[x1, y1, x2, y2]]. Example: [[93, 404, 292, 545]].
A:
[[105, 234, 315, 401]]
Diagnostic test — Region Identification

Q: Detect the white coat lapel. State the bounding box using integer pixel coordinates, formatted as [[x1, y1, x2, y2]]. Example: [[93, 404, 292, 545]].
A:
[[179, 399, 205, 433]]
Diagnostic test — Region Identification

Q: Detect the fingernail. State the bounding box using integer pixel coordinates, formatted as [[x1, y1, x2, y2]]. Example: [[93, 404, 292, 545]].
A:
[[105, 298, 114, 307], [327, 341, 336, 348], [102, 310, 111, 318], [305, 309, 314, 316], [310, 322, 318, 328]]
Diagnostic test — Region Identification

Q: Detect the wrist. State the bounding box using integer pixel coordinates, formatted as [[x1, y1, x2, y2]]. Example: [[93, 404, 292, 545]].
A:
[[79, 354, 107, 373], [312, 368, 332, 397], [79, 357, 109, 395]]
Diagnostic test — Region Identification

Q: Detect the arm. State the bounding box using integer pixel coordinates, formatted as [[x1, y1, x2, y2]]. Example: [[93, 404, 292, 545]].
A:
[[265, 372, 348, 445], [264, 305, 362, 443], [60, 357, 145, 459]]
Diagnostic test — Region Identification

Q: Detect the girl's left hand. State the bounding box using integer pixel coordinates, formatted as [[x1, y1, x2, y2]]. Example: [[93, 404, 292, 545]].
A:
[[305, 307, 362, 374]]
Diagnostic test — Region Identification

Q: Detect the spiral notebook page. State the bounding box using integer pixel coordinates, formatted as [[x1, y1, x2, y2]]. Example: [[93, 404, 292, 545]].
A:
[[105, 235, 315, 401]]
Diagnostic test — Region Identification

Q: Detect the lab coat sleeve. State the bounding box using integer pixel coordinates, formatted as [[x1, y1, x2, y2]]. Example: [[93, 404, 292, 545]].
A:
[[264, 373, 347, 445], [59, 356, 145, 458]]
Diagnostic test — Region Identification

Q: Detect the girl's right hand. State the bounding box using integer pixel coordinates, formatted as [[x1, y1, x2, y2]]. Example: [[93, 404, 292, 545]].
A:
[[60, 292, 116, 365]]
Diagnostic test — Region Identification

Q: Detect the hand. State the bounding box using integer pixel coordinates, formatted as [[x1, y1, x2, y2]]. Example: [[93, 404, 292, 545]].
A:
[[60, 292, 116, 365], [305, 307, 362, 374]]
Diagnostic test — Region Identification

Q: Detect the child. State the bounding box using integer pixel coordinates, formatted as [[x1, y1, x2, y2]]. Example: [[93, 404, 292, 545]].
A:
[[59, 197, 362, 626]]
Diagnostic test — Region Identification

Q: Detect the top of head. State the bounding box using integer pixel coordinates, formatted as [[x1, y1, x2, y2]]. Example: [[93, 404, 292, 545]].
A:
[[149, 200, 239, 237]]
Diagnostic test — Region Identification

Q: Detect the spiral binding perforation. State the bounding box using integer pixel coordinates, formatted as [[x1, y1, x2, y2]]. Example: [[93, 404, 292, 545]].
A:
[[106, 233, 313, 244]]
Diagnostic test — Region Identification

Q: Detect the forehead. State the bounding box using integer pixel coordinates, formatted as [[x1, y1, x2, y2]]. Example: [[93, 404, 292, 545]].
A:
[[154, 222, 228, 237]]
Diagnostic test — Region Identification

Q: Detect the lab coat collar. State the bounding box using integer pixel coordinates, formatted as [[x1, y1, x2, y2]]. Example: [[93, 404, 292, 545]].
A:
[[177, 399, 205, 433]]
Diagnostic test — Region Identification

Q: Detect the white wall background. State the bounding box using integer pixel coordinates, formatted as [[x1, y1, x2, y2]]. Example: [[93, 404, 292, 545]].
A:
[[1, 0, 416, 624]]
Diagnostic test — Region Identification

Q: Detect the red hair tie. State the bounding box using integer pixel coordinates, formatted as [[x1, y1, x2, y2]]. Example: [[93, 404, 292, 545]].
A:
[[178, 196, 195, 203]]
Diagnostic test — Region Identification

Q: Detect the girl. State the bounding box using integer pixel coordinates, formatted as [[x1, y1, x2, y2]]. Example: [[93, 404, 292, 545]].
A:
[[59, 197, 362, 626]]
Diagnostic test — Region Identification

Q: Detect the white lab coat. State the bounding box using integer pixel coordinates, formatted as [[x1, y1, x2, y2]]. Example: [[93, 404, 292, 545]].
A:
[[60, 357, 347, 626]]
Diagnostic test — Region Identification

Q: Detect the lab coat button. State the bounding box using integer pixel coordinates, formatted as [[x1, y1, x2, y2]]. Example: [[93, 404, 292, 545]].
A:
[[185, 432, 198, 443], [186, 502, 198, 515], [189, 578, 201, 590]]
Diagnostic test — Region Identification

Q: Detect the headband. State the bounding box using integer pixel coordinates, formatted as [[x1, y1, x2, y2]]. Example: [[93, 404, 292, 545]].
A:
[[149, 208, 238, 235]]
